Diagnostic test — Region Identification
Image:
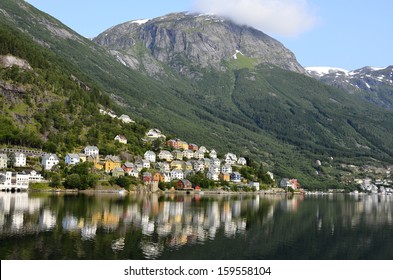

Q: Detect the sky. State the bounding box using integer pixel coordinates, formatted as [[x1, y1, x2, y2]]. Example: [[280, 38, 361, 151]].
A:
[[25, 0, 393, 70]]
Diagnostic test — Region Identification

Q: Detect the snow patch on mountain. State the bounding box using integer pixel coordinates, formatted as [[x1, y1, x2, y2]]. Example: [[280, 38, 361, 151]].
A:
[[306, 67, 349, 77]]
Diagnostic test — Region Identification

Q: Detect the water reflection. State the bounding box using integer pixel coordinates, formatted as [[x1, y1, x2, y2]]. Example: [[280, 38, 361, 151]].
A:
[[1, 192, 393, 259]]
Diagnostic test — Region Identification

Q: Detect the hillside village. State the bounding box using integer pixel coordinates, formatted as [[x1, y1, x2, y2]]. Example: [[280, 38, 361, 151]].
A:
[[1, 107, 392, 194], [0, 108, 282, 192]]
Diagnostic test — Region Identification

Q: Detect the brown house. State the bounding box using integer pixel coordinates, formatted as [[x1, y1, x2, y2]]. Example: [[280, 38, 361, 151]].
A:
[[176, 179, 192, 190]]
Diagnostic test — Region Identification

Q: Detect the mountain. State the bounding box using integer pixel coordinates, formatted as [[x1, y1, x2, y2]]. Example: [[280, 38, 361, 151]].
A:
[[2, 0, 393, 188], [93, 12, 305, 77], [306, 66, 393, 109]]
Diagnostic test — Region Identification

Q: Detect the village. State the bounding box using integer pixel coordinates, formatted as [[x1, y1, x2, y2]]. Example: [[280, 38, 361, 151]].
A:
[[0, 108, 292, 193], [1, 110, 391, 195]]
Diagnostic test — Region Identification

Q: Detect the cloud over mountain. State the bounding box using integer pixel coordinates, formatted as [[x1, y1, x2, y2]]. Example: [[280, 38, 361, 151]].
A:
[[191, 0, 317, 37]]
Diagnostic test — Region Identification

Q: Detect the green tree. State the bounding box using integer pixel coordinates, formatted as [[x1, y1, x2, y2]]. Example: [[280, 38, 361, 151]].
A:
[[64, 174, 81, 189]]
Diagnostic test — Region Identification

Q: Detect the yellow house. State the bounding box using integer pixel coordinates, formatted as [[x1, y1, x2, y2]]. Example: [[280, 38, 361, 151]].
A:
[[220, 172, 230, 182], [170, 160, 184, 170], [104, 155, 121, 173]]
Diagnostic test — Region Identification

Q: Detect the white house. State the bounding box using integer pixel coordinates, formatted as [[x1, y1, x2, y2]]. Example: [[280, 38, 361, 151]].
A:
[[129, 169, 139, 178], [41, 154, 60, 170], [237, 157, 247, 166], [144, 151, 156, 163], [209, 149, 217, 159], [211, 158, 221, 167], [84, 146, 99, 158], [207, 171, 219, 181], [13, 152, 26, 167], [183, 149, 194, 159], [0, 154, 8, 169], [119, 114, 134, 124], [221, 164, 232, 174], [65, 154, 80, 165], [158, 150, 173, 162], [194, 150, 205, 160], [28, 170, 45, 182], [225, 153, 237, 165], [156, 162, 170, 172], [171, 169, 184, 180], [194, 160, 205, 172], [114, 135, 127, 144], [209, 165, 220, 174], [199, 146, 208, 153], [146, 128, 165, 139]]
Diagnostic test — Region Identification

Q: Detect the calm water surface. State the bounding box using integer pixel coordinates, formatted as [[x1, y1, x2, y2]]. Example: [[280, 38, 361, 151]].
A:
[[1, 192, 393, 260]]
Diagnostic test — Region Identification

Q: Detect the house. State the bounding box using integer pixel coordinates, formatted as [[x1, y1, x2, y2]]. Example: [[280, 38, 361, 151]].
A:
[[122, 162, 135, 174], [84, 146, 99, 158], [230, 172, 241, 183], [162, 172, 172, 183], [41, 154, 60, 170], [211, 158, 221, 167], [207, 171, 219, 181], [183, 149, 194, 159], [172, 150, 184, 161], [27, 170, 44, 182], [237, 157, 247, 166], [170, 160, 184, 171], [193, 160, 205, 172], [65, 154, 80, 165], [251, 182, 260, 191], [166, 139, 179, 149], [209, 165, 220, 174], [210, 149, 217, 159], [112, 167, 125, 178], [158, 150, 173, 162], [171, 169, 184, 180], [114, 135, 127, 144], [0, 154, 8, 169], [185, 161, 193, 171], [203, 158, 211, 168], [221, 164, 232, 174], [188, 144, 199, 151], [129, 169, 139, 178], [78, 154, 87, 162], [280, 178, 293, 188], [119, 114, 134, 124], [13, 152, 26, 167], [225, 153, 238, 165], [194, 150, 205, 160], [199, 146, 208, 153], [176, 179, 192, 190], [144, 151, 156, 163], [146, 128, 165, 139], [153, 172, 164, 182], [220, 172, 230, 182], [104, 155, 121, 173], [156, 162, 170, 172], [142, 172, 153, 183]]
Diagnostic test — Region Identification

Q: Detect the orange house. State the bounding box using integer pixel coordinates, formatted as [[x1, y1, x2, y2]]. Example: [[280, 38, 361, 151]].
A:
[[153, 172, 165, 182]]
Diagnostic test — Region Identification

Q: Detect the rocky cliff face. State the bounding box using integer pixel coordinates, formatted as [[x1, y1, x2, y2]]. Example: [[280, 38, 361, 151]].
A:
[[94, 12, 305, 76]]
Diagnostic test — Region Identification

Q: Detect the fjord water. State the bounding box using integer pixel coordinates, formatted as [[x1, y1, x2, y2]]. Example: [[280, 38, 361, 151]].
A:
[[1, 192, 393, 260]]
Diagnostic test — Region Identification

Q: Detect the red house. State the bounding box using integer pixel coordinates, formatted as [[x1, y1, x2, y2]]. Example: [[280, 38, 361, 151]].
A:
[[188, 143, 199, 151], [176, 179, 192, 190]]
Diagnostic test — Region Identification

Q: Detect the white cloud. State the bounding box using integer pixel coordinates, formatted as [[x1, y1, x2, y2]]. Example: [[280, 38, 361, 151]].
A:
[[191, 0, 318, 37]]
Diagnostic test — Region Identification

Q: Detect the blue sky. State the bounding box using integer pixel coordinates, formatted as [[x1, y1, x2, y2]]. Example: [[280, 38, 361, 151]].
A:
[[26, 0, 392, 70]]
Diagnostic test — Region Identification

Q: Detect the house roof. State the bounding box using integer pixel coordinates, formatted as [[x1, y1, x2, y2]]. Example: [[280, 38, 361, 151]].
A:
[[113, 167, 124, 172], [123, 162, 134, 168], [66, 153, 80, 159], [42, 153, 59, 161], [105, 155, 121, 162], [0, 154, 8, 159]]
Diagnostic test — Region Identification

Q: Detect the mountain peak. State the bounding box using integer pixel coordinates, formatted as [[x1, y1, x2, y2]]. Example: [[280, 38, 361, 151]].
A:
[[94, 12, 305, 76]]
